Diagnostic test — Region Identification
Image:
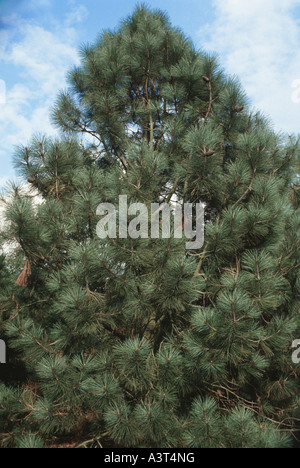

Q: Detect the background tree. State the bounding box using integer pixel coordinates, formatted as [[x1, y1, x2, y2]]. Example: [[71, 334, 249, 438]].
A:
[[0, 5, 299, 448]]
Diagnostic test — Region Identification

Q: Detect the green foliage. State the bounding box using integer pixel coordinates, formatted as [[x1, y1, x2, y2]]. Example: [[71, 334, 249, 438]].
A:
[[16, 434, 44, 449], [0, 4, 299, 449]]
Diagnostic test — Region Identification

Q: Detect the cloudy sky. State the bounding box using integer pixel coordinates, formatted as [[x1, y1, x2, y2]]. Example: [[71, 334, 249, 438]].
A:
[[0, 0, 299, 188]]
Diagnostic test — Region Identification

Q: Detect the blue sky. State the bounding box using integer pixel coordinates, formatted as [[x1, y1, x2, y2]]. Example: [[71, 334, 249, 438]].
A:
[[0, 0, 300, 188]]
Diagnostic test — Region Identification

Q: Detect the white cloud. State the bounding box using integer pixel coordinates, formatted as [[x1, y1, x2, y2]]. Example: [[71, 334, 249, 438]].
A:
[[0, 17, 81, 181], [66, 4, 89, 26], [7, 23, 80, 90], [202, 0, 300, 134]]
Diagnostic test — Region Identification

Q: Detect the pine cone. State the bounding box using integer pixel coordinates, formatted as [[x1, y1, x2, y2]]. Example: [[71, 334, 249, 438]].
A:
[[203, 146, 215, 156], [233, 105, 244, 113], [16, 259, 32, 287]]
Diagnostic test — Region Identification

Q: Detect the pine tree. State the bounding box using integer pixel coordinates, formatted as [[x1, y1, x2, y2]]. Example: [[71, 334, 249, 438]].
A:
[[0, 5, 299, 448]]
